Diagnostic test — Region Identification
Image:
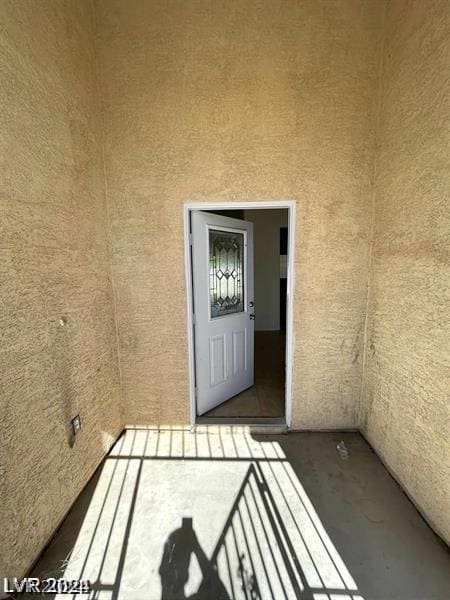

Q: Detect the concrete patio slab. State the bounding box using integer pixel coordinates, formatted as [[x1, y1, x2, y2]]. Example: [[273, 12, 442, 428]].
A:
[[25, 429, 449, 600]]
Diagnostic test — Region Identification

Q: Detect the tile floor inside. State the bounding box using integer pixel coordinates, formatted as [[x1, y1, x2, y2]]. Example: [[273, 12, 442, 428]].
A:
[[25, 429, 450, 600]]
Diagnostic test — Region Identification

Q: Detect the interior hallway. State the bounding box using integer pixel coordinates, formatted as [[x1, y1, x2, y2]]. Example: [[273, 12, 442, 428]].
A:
[[26, 429, 450, 600], [204, 331, 285, 419]]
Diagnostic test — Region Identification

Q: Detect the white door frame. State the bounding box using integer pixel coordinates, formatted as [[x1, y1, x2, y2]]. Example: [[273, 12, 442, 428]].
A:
[[184, 201, 296, 428]]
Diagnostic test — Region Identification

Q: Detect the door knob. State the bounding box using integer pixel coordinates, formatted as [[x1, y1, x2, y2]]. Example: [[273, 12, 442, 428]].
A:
[[250, 313, 255, 320], [249, 301, 254, 307]]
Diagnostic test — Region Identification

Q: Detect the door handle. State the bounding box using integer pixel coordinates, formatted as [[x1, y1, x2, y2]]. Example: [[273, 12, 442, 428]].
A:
[[249, 313, 255, 320], [249, 301, 254, 307]]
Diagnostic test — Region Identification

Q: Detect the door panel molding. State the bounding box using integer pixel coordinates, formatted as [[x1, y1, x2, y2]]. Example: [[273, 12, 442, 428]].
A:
[[232, 329, 246, 375], [210, 334, 227, 387]]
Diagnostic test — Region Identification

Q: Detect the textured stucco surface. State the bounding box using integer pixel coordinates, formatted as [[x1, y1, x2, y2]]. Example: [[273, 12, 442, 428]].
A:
[[360, 0, 450, 544], [0, 1, 121, 575], [3, 0, 449, 577], [94, 0, 383, 428]]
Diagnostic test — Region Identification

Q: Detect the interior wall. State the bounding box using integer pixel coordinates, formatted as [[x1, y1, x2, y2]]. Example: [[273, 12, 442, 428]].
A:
[[360, 0, 450, 543], [0, 0, 121, 575], [94, 0, 383, 428], [243, 209, 288, 331]]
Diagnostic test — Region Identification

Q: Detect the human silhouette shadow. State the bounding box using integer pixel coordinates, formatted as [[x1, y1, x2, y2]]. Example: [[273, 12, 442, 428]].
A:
[[159, 517, 229, 600]]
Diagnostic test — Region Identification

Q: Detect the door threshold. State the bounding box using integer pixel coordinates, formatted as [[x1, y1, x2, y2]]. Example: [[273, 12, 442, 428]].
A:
[[196, 416, 286, 427]]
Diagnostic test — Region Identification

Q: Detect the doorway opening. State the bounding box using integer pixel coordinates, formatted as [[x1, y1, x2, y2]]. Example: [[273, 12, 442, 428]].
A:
[[184, 202, 295, 427]]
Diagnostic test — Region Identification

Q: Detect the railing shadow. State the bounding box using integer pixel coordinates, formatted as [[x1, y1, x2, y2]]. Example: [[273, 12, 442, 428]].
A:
[[21, 428, 364, 600], [21, 427, 449, 600]]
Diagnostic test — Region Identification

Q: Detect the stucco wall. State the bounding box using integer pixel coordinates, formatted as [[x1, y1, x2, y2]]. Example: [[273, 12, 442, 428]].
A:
[[94, 0, 383, 428], [360, 0, 450, 543], [1, 0, 448, 575], [0, 1, 121, 575]]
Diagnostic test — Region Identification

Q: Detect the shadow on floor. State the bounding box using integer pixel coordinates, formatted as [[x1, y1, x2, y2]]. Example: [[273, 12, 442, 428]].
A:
[[19, 429, 450, 600], [159, 517, 228, 600]]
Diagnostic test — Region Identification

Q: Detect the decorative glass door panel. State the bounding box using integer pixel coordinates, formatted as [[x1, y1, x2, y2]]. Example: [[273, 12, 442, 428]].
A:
[[209, 229, 245, 318]]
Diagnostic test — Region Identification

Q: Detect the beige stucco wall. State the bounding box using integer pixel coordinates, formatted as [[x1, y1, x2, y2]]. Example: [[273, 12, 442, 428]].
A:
[[360, 0, 450, 544], [3, 0, 448, 575], [94, 0, 383, 428], [0, 1, 121, 575]]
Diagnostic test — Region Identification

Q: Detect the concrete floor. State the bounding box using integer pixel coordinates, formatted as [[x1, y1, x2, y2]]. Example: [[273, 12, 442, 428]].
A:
[[26, 429, 449, 600], [204, 331, 285, 418]]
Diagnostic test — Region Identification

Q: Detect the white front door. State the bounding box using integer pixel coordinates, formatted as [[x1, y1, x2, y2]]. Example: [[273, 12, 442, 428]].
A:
[[191, 211, 254, 416]]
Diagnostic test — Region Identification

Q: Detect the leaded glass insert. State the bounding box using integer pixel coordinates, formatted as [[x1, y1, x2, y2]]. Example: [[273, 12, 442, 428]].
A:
[[209, 229, 244, 318]]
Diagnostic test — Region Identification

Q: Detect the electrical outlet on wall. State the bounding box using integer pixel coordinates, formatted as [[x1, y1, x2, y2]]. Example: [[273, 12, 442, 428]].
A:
[[71, 414, 81, 436]]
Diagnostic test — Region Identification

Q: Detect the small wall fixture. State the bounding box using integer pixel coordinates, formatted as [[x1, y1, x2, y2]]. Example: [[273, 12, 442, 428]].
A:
[[71, 414, 81, 436]]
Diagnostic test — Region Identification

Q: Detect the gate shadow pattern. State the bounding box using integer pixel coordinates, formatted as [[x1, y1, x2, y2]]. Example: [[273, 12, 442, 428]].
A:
[[24, 428, 366, 600]]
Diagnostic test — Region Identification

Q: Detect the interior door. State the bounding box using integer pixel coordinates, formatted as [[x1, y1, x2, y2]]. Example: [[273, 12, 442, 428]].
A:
[[192, 211, 254, 416]]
